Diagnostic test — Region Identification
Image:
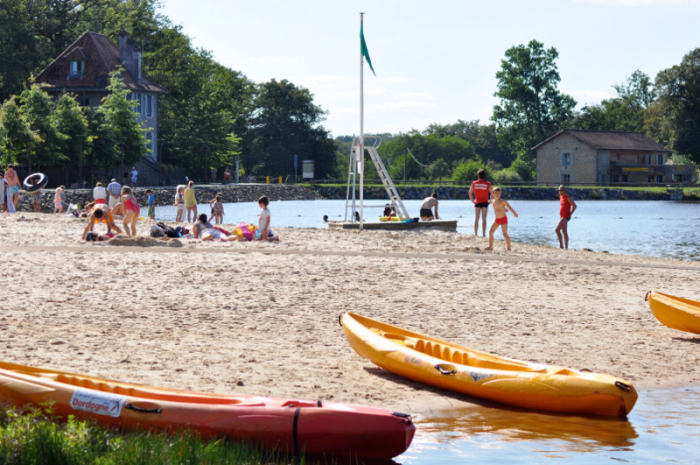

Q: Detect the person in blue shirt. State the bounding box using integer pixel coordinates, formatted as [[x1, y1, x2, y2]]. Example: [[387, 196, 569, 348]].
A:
[[146, 189, 156, 219]]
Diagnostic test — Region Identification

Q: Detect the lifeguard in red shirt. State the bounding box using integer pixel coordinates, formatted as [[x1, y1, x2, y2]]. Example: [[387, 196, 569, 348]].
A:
[[468, 169, 491, 236], [556, 185, 577, 249]]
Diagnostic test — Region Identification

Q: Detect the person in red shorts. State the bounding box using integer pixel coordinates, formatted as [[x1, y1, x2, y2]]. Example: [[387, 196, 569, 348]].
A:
[[555, 185, 577, 249], [485, 187, 518, 251], [469, 169, 491, 236]]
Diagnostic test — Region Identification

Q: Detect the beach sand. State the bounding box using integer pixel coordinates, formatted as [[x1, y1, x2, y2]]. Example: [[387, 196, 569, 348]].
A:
[[1, 212, 699, 414]]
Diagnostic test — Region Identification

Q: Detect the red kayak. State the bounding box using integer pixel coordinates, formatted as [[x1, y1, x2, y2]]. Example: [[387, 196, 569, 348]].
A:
[[0, 361, 415, 459]]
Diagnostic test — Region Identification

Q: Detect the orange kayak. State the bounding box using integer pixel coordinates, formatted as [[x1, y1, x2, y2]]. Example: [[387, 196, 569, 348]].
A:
[[647, 291, 700, 335], [0, 361, 415, 459]]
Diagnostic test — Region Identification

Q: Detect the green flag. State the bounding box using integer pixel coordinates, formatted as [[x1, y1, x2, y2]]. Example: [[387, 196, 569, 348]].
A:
[[360, 22, 376, 76]]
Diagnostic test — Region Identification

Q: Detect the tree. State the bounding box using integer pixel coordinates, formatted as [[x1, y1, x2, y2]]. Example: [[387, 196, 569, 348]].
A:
[[424, 120, 513, 167], [20, 84, 68, 168], [249, 79, 335, 179], [492, 40, 576, 180], [0, 98, 39, 165], [100, 70, 149, 169], [451, 159, 489, 183], [649, 48, 700, 164], [55, 92, 90, 171], [573, 70, 655, 133]]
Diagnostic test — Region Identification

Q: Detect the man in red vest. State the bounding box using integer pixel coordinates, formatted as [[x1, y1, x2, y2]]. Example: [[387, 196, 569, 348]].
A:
[[468, 169, 491, 236]]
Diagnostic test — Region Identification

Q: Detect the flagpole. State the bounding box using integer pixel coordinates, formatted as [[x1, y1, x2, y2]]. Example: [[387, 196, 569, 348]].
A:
[[359, 12, 365, 231]]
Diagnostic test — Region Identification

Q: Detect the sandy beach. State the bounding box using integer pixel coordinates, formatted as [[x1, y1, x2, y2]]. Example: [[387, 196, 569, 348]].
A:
[[1, 212, 699, 414]]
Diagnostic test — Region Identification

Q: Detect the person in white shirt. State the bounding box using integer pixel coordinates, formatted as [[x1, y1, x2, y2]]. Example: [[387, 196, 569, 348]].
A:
[[93, 182, 107, 205], [130, 167, 138, 186], [107, 179, 121, 210], [256, 195, 279, 241]]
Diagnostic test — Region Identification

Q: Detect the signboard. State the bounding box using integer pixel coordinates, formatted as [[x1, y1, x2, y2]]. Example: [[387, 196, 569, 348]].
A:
[[294, 154, 298, 168], [622, 167, 648, 172], [302, 160, 315, 179]]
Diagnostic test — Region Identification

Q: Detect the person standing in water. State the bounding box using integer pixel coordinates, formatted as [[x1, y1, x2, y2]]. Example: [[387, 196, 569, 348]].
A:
[[469, 169, 491, 236], [555, 185, 577, 249], [484, 187, 518, 251], [419, 193, 439, 220]]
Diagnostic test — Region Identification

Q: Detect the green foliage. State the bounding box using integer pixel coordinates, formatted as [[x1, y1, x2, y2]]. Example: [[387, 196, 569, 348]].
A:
[[20, 84, 68, 168], [492, 169, 522, 183], [55, 92, 90, 170], [378, 133, 475, 181], [0, 406, 300, 464], [249, 79, 335, 179], [573, 70, 655, 133], [451, 159, 489, 182], [651, 48, 700, 164], [424, 120, 513, 167], [492, 40, 576, 180], [0, 98, 38, 165], [100, 70, 149, 168]]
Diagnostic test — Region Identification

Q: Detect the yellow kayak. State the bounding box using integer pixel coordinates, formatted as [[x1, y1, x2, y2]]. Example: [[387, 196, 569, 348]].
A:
[[340, 312, 637, 417], [647, 291, 700, 335]]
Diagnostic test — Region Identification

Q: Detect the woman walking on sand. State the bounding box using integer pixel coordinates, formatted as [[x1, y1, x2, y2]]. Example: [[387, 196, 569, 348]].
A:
[[556, 185, 577, 249], [120, 186, 140, 236]]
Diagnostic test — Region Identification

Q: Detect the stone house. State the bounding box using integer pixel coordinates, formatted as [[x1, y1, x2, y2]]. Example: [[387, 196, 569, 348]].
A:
[[533, 130, 693, 185], [35, 31, 166, 183]]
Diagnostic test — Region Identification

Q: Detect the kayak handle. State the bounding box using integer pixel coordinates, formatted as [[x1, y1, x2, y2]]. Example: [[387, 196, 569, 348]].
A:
[[338, 311, 346, 327], [615, 381, 632, 392], [125, 403, 162, 414], [580, 368, 592, 373], [434, 364, 457, 375], [645, 291, 650, 302]]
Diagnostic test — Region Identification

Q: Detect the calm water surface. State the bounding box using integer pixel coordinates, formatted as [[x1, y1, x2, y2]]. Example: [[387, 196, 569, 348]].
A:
[[397, 387, 700, 464], [154, 199, 700, 260]]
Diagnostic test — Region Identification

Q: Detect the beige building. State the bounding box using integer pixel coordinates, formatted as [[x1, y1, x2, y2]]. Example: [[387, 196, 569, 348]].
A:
[[533, 130, 692, 185]]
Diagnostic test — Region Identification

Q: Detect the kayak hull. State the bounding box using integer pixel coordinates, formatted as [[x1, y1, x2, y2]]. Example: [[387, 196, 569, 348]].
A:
[[0, 361, 414, 459], [341, 312, 637, 418], [647, 291, 700, 335]]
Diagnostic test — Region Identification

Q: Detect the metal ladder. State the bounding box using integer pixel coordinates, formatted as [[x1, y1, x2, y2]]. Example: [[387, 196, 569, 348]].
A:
[[366, 147, 409, 220]]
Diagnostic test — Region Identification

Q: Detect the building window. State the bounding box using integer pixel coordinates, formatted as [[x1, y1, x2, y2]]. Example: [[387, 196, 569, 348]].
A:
[[559, 152, 573, 167], [612, 175, 620, 183], [656, 175, 663, 183], [131, 93, 142, 114], [644, 154, 652, 165], [656, 154, 665, 165], [146, 95, 153, 117], [561, 174, 570, 184], [622, 175, 628, 183], [70, 61, 84, 78]]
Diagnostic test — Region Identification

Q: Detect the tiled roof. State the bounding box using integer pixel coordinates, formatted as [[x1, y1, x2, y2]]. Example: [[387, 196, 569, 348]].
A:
[[532, 130, 671, 152], [35, 32, 165, 93]]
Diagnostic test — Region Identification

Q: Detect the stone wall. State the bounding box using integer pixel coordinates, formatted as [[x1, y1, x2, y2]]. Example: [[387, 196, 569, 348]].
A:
[[9, 183, 696, 212], [11, 184, 322, 212]]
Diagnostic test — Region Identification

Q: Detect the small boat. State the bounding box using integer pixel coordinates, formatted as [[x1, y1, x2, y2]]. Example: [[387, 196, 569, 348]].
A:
[[0, 361, 415, 459], [647, 291, 700, 335], [341, 312, 637, 417]]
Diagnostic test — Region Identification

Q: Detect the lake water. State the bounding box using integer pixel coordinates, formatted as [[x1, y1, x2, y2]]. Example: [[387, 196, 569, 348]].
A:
[[397, 387, 700, 464], [153, 199, 700, 261]]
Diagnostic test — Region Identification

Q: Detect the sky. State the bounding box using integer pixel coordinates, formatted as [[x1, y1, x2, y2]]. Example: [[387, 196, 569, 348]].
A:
[[160, 0, 700, 138]]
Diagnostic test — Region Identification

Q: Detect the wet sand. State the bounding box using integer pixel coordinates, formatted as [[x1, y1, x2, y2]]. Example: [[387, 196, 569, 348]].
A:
[[1, 213, 699, 413]]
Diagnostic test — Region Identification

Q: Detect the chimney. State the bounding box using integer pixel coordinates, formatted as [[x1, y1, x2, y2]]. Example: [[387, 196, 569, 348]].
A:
[[118, 31, 141, 83]]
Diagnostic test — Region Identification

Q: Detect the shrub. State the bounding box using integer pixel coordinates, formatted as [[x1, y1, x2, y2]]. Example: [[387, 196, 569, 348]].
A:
[[451, 159, 490, 182], [493, 169, 522, 183]]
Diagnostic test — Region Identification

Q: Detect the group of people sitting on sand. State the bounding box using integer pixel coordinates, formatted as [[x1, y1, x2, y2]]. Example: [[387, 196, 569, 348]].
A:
[[81, 178, 279, 243], [419, 169, 577, 251]]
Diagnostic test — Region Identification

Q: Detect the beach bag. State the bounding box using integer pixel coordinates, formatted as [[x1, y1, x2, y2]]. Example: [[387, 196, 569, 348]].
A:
[[150, 225, 165, 238]]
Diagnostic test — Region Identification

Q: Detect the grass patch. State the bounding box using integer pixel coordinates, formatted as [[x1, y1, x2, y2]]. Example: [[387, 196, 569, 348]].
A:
[[0, 406, 306, 465]]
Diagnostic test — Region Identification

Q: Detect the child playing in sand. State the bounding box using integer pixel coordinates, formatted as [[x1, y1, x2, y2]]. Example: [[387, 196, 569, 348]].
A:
[[53, 187, 64, 214], [209, 195, 224, 224], [174, 185, 185, 222], [146, 189, 155, 220], [256, 196, 279, 242], [120, 186, 140, 236], [485, 187, 518, 251]]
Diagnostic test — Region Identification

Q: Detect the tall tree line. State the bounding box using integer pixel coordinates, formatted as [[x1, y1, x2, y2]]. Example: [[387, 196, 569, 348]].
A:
[[0, 0, 336, 180]]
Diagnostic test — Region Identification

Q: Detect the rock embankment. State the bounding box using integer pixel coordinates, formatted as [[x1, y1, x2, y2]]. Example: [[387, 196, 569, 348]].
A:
[[313, 186, 696, 201], [13, 184, 322, 212]]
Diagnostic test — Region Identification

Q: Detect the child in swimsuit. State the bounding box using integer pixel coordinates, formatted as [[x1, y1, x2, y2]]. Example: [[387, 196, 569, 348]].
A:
[[209, 195, 224, 224], [120, 186, 140, 236], [53, 187, 64, 214], [555, 185, 577, 249], [485, 187, 518, 251], [174, 185, 185, 222]]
